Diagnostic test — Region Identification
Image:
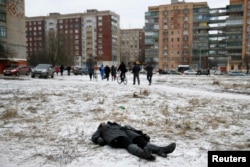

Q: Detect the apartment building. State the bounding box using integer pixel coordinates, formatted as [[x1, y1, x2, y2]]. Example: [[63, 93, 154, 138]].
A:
[[145, 0, 209, 71], [227, 0, 250, 72], [120, 29, 145, 69], [0, 0, 26, 73], [145, 0, 250, 72], [26, 9, 120, 67]]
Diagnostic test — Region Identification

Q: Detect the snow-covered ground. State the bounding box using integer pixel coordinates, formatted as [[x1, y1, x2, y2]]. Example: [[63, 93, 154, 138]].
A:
[[0, 72, 250, 167]]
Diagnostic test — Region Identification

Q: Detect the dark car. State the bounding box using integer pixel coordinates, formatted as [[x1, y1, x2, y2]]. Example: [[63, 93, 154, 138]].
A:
[[160, 70, 181, 75], [167, 70, 182, 75], [31, 64, 55, 78], [3, 65, 31, 76], [73, 67, 88, 75]]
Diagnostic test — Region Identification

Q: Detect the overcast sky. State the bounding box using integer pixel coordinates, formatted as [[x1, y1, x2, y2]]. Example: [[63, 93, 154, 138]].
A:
[[25, 0, 229, 29]]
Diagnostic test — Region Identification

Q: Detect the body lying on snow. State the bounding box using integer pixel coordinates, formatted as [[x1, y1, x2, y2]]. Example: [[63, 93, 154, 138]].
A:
[[92, 121, 176, 161]]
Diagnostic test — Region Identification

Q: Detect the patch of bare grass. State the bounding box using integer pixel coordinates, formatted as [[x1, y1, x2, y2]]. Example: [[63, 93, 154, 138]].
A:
[[27, 106, 37, 113], [0, 109, 19, 119], [212, 80, 220, 85]]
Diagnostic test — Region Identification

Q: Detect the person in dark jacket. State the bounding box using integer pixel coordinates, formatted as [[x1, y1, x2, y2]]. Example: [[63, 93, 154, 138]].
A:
[[117, 62, 127, 82], [92, 121, 176, 161], [88, 66, 94, 81], [60, 65, 64, 76], [111, 65, 117, 81], [104, 65, 111, 81], [145, 63, 154, 85], [66, 66, 71, 76], [132, 61, 141, 85]]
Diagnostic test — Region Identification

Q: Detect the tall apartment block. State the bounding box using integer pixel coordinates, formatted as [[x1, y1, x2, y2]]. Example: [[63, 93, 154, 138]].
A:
[[26, 9, 120, 67], [209, 0, 250, 72], [0, 0, 26, 73], [145, 0, 250, 72], [120, 29, 145, 69], [145, 0, 209, 70], [227, 0, 250, 72]]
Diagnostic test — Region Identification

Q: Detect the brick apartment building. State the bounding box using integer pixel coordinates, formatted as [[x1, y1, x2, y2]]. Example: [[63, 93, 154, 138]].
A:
[[0, 0, 26, 73], [26, 9, 120, 68]]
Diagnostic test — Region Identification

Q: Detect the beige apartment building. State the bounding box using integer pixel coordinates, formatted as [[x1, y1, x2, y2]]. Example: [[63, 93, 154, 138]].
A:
[[120, 29, 145, 69], [145, 0, 250, 72], [145, 0, 209, 71], [0, 0, 26, 73]]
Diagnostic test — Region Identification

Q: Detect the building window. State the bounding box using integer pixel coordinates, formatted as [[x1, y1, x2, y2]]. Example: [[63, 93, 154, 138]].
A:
[[0, 26, 6, 38], [98, 22, 102, 26], [0, 0, 5, 6], [183, 9, 189, 14], [0, 12, 6, 22]]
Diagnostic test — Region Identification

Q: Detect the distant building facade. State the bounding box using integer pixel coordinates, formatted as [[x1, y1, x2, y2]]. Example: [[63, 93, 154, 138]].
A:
[[120, 29, 145, 69], [0, 0, 26, 73], [26, 9, 120, 67], [145, 0, 250, 72], [145, 0, 209, 71]]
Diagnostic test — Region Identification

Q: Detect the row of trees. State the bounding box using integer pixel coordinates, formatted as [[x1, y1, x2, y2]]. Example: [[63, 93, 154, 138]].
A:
[[28, 31, 75, 67]]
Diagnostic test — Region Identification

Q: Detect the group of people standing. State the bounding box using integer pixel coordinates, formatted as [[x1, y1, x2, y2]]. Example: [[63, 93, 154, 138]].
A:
[[131, 61, 154, 85], [55, 65, 71, 76], [99, 64, 117, 81], [98, 61, 154, 85]]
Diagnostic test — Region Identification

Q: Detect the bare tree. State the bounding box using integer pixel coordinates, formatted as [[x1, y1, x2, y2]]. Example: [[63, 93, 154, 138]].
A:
[[28, 31, 75, 66]]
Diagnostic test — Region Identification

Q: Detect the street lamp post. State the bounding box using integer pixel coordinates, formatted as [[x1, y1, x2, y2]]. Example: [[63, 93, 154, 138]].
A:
[[199, 48, 201, 70]]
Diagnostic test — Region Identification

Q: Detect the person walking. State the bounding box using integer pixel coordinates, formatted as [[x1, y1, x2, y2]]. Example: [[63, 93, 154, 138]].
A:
[[92, 121, 176, 161], [111, 65, 117, 81], [88, 66, 94, 81], [99, 65, 105, 80], [66, 66, 71, 76], [55, 66, 60, 76], [104, 65, 111, 81], [117, 62, 127, 82], [60, 65, 64, 76], [207, 68, 210, 76], [145, 63, 154, 85], [132, 61, 141, 85]]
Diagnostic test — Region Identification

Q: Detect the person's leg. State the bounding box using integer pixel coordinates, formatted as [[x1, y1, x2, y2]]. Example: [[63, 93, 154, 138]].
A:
[[146, 143, 176, 157], [133, 136, 148, 149], [110, 137, 155, 160], [133, 74, 136, 84], [149, 74, 152, 85], [137, 74, 140, 85], [121, 73, 124, 81]]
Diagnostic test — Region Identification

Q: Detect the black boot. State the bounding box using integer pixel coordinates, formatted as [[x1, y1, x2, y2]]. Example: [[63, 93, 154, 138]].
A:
[[127, 144, 156, 161], [147, 143, 176, 157]]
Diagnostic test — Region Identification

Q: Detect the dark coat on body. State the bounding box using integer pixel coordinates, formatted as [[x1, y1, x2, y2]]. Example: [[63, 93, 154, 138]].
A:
[[92, 122, 150, 146]]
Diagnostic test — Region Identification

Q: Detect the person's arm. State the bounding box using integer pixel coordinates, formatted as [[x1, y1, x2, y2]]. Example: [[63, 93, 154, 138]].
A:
[[123, 125, 150, 141], [91, 124, 106, 146]]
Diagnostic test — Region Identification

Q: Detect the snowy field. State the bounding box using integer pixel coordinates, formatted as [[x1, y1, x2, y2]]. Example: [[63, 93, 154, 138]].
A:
[[0, 72, 250, 167]]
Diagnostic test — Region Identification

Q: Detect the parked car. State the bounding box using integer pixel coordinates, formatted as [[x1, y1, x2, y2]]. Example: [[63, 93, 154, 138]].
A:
[[183, 70, 197, 75], [227, 71, 246, 76], [31, 64, 55, 78], [3, 64, 31, 76], [196, 69, 209, 75], [160, 70, 181, 75], [214, 70, 224, 75], [168, 70, 182, 75], [159, 69, 168, 74], [73, 67, 88, 75]]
